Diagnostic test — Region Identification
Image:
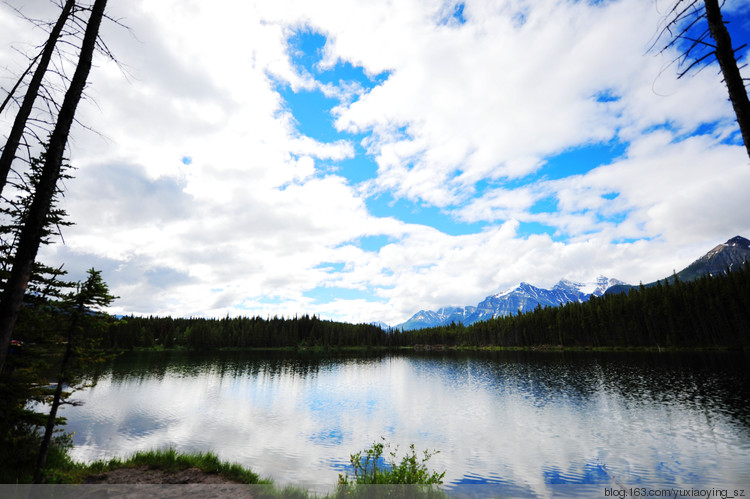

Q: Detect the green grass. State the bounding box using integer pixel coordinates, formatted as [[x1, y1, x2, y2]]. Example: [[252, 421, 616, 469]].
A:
[[40, 447, 272, 485], [40, 447, 324, 498], [5, 438, 458, 499], [91, 448, 270, 483], [37, 442, 450, 498]]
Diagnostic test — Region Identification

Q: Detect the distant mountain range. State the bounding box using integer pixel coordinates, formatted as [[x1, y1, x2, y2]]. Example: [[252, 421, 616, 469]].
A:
[[397, 276, 625, 330], [396, 235, 750, 331]]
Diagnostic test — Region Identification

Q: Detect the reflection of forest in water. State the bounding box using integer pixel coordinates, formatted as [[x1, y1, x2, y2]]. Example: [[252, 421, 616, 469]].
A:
[[90, 350, 750, 428], [71, 350, 750, 492]]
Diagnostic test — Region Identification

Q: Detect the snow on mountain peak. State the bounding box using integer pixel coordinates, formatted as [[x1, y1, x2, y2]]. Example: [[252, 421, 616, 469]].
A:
[[726, 235, 750, 249], [396, 235, 747, 331], [591, 276, 626, 296], [494, 283, 522, 298], [397, 276, 626, 330], [576, 281, 599, 295], [554, 278, 586, 291]]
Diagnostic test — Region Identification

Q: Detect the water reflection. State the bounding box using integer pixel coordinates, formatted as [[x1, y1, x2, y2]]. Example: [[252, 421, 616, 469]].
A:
[[63, 351, 750, 495]]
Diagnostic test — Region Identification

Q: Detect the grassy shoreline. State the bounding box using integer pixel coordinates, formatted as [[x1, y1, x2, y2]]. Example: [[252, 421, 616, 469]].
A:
[[39, 446, 449, 498], [41, 447, 315, 497], [52, 448, 271, 485]]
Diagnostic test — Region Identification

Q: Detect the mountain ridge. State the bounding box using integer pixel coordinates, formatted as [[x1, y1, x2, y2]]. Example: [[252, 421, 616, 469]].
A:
[[397, 276, 625, 331], [396, 235, 749, 331], [606, 235, 750, 295]]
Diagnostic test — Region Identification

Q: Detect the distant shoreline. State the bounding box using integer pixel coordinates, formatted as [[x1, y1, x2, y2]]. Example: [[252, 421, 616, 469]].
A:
[[121, 344, 743, 354]]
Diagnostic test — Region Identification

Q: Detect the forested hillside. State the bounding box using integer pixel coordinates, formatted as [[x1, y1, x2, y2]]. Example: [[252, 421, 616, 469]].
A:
[[27, 262, 749, 351], [395, 262, 750, 350]]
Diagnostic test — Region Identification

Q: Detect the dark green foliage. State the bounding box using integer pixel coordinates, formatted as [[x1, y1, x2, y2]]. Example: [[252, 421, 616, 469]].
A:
[[0, 268, 118, 483], [105, 314, 392, 351], [336, 440, 446, 498], [103, 263, 750, 352], [391, 262, 750, 350], [0, 308, 112, 483], [609, 236, 750, 291], [0, 363, 49, 482], [0, 148, 76, 300], [34, 268, 118, 482], [0, 147, 88, 483]]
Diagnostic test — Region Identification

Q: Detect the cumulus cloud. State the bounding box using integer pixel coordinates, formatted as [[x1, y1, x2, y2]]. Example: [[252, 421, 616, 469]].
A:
[[3, 0, 750, 325], [311, 0, 735, 203]]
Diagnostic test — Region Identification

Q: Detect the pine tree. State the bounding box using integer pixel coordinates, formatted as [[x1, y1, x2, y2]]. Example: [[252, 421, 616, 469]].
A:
[[34, 268, 116, 482], [0, 147, 75, 300], [0, 0, 109, 373], [0, 147, 79, 482]]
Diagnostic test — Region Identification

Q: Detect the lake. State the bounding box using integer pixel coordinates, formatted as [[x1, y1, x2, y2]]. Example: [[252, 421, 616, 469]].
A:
[[60, 350, 750, 496]]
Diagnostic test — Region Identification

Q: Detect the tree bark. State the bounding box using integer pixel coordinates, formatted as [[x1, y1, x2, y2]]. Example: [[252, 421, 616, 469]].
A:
[[32, 328, 73, 483], [0, 0, 108, 374], [33, 296, 83, 483], [0, 0, 76, 197], [704, 0, 750, 160]]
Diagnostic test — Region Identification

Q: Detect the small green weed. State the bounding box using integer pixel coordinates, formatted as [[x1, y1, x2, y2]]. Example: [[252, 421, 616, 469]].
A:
[[336, 439, 446, 497]]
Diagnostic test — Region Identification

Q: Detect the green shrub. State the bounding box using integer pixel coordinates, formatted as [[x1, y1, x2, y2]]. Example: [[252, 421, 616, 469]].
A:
[[336, 439, 446, 497]]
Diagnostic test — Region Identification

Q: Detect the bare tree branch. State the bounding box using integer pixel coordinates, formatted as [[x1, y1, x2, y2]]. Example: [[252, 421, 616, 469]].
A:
[[653, 0, 750, 159], [0, 0, 75, 198], [0, 53, 41, 115]]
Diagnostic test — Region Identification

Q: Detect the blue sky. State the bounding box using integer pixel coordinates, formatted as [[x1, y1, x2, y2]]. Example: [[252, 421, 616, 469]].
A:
[[1, 0, 749, 325]]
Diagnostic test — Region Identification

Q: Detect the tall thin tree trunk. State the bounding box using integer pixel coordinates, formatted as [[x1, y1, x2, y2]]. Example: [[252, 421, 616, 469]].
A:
[[0, 0, 76, 197], [33, 299, 82, 483], [704, 0, 750, 160], [0, 0, 107, 374]]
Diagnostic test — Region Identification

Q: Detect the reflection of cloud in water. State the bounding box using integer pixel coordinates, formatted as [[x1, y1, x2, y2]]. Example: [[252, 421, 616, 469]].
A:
[[62, 353, 750, 495]]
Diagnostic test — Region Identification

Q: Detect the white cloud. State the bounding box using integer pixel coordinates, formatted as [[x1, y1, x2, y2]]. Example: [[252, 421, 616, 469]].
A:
[[3, 0, 749, 326], [320, 0, 736, 203]]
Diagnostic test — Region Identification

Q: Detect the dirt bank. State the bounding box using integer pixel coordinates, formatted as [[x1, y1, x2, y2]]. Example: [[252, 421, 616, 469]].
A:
[[82, 465, 243, 484]]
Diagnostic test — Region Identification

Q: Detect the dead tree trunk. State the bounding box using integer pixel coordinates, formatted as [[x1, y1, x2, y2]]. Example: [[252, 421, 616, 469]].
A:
[[0, 0, 76, 197], [704, 0, 750, 160], [0, 0, 107, 374]]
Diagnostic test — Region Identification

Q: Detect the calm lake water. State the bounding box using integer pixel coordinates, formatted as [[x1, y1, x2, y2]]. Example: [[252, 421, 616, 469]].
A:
[[61, 350, 750, 496]]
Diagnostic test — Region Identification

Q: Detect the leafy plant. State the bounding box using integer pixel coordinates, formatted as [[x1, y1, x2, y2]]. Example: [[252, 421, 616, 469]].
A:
[[337, 439, 445, 497]]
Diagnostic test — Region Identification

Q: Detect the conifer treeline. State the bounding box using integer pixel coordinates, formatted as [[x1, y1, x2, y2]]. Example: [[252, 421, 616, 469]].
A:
[[103, 313, 389, 350], [97, 262, 750, 351], [395, 263, 750, 349]]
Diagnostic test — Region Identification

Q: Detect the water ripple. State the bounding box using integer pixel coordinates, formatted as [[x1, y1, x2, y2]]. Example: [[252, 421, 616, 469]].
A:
[[61, 350, 750, 490]]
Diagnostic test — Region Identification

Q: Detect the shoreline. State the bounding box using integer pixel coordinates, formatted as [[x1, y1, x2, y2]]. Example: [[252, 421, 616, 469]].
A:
[[120, 344, 744, 354]]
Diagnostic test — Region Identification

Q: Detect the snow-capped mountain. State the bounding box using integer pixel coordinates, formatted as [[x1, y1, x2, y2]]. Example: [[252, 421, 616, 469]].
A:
[[607, 235, 750, 295], [396, 306, 477, 331], [397, 276, 625, 330]]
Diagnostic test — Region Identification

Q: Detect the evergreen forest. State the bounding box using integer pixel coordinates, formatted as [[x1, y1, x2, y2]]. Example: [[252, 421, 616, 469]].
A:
[[37, 261, 750, 353]]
